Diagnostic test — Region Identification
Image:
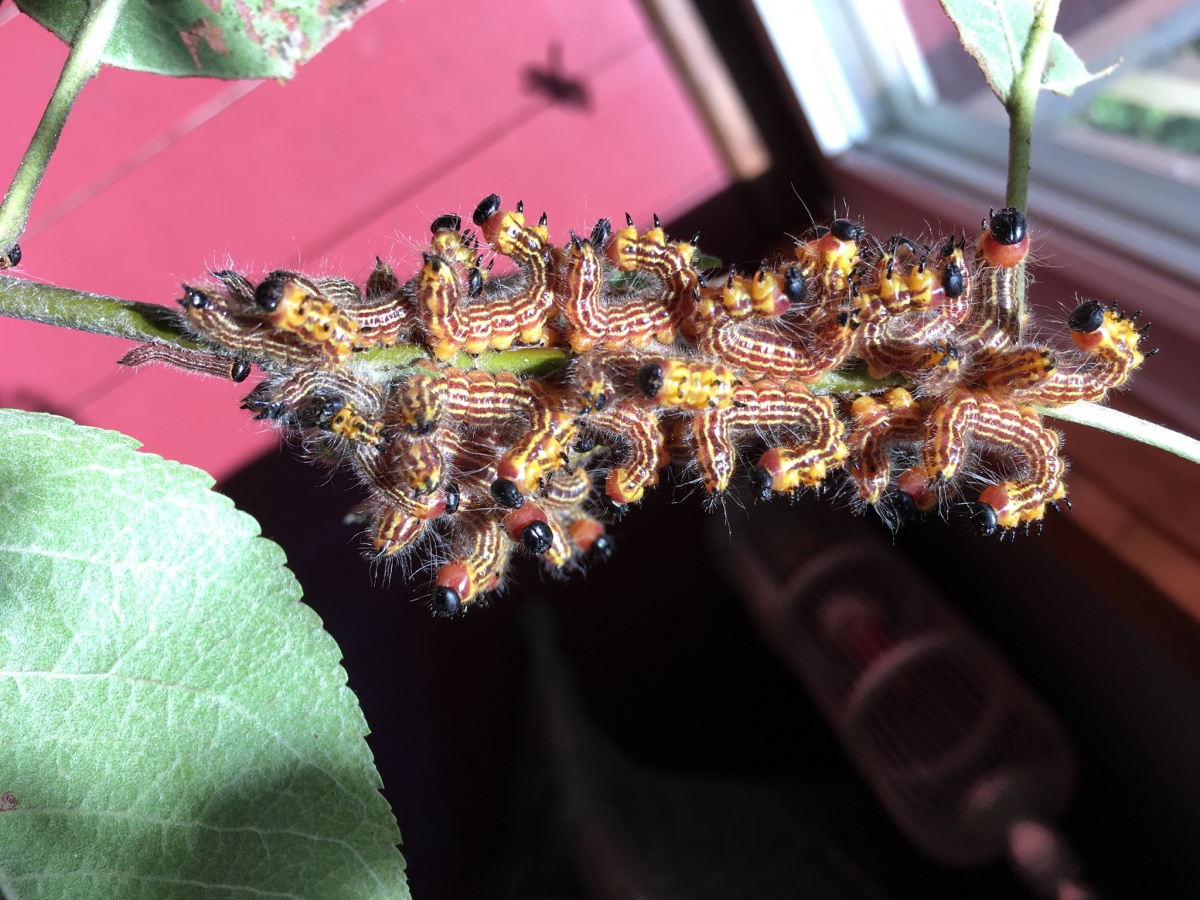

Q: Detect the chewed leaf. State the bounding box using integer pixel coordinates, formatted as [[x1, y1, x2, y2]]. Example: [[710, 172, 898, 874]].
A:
[[940, 0, 1118, 101], [14, 0, 365, 79], [0, 410, 408, 899], [1041, 44, 1120, 96]]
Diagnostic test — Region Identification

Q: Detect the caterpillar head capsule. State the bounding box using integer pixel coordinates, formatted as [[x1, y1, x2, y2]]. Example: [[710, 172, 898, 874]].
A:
[[749, 465, 775, 502], [1068, 299, 1105, 334], [521, 520, 553, 555], [491, 479, 525, 509], [969, 500, 1000, 536], [431, 213, 462, 234], [472, 193, 502, 227], [179, 285, 215, 311], [430, 585, 463, 617], [980, 207, 1029, 268], [503, 504, 553, 554], [589, 534, 614, 563]]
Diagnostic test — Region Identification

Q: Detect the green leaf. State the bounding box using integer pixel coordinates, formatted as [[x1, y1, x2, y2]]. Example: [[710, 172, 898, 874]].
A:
[[0, 410, 408, 900], [940, 0, 1118, 101], [14, 0, 364, 79]]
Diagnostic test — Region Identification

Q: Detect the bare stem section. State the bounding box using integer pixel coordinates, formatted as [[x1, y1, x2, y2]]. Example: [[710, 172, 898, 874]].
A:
[[1005, 0, 1061, 211]]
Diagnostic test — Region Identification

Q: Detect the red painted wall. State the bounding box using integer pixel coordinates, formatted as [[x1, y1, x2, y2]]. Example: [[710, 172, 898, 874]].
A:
[[1, 0, 729, 480]]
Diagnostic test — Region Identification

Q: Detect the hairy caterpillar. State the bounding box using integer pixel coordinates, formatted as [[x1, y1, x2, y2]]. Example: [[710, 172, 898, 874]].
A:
[[122, 195, 1151, 615]]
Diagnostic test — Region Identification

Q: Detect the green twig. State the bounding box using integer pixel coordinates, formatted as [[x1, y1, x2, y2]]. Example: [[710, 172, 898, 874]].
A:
[[1038, 401, 1200, 465], [1005, 0, 1061, 211], [0, 0, 131, 258], [0, 273, 201, 345], [5, 273, 1199, 465], [0, 274, 901, 392]]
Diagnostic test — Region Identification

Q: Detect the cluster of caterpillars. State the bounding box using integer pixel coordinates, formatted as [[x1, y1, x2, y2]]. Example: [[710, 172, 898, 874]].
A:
[[124, 194, 1150, 615]]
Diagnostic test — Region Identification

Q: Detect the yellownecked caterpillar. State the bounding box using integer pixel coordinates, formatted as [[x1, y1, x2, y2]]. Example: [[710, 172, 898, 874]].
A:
[[123, 197, 1151, 614]]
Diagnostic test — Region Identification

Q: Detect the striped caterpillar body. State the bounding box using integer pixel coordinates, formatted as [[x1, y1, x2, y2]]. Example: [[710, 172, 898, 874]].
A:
[[125, 196, 1152, 614]]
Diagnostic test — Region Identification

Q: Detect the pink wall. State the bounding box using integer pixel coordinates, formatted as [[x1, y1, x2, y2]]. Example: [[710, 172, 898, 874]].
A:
[[0, 0, 729, 480]]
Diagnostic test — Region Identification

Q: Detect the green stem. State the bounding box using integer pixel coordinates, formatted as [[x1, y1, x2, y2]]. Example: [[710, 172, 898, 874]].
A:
[[0, 274, 899, 392], [1038, 402, 1200, 466], [1005, 0, 1061, 212], [0, 0, 131, 258], [0, 273, 202, 345], [4, 274, 1199, 465]]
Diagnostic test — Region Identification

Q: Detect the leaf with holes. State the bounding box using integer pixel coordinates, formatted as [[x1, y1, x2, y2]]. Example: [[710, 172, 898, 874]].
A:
[[940, 0, 1118, 100], [0, 409, 408, 900], [14, 0, 365, 79]]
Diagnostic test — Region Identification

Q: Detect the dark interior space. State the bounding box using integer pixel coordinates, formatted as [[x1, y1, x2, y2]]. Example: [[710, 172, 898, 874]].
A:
[[221, 435, 1200, 899]]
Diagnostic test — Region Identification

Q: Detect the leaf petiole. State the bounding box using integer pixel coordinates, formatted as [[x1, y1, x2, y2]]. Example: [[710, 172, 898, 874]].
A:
[[0, 0, 131, 261]]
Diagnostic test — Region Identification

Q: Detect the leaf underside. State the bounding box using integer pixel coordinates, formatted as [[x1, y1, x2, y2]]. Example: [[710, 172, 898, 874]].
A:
[[940, 0, 1118, 101], [0, 409, 407, 900], [14, 0, 365, 79]]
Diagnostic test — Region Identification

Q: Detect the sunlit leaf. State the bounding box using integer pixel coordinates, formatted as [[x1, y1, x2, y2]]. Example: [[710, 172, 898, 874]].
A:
[[0, 410, 408, 900], [940, 0, 1118, 101], [14, 0, 365, 79]]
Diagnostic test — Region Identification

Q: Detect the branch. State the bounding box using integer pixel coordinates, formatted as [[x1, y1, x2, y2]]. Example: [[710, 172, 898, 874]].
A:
[[0, 0, 131, 261], [0, 273, 900, 393], [1038, 401, 1200, 465], [6, 271, 1199, 469], [1005, 0, 1061, 211], [0, 273, 200, 345]]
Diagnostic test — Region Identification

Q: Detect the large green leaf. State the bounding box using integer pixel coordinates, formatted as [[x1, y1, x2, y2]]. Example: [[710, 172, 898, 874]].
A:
[[0, 410, 408, 900], [15, 0, 365, 79], [940, 0, 1118, 100]]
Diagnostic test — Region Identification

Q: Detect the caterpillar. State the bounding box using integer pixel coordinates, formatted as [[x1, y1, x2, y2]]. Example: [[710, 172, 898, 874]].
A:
[[120, 195, 1152, 615]]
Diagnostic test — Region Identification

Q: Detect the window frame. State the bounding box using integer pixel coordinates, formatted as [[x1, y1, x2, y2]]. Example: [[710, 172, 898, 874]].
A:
[[745, 0, 1200, 635]]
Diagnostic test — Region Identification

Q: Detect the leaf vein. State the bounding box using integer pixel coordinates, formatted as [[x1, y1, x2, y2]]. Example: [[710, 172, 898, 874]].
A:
[[0, 670, 371, 817], [10, 869, 307, 898], [8, 807, 385, 886]]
